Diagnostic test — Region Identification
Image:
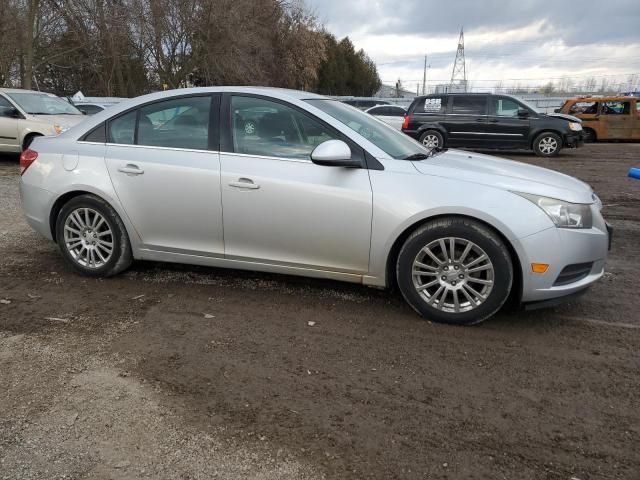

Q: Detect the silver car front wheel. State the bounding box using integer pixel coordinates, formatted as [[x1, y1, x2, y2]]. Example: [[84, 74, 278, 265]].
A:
[[411, 237, 495, 313], [396, 217, 513, 325]]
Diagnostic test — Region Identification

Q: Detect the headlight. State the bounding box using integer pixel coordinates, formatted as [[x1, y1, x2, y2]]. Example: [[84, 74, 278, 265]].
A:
[[568, 122, 582, 131], [516, 193, 592, 229], [53, 124, 69, 135]]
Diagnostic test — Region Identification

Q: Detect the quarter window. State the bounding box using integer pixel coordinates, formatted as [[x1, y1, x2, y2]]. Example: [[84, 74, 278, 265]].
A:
[[108, 110, 136, 145], [138, 96, 210, 150], [490, 97, 521, 117], [231, 96, 338, 160], [450, 96, 487, 115], [422, 97, 444, 113]]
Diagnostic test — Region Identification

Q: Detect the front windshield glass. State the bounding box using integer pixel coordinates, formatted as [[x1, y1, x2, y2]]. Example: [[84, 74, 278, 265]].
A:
[[7, 92, 81, 115], [515, 97, 541, 114], [305, 99, 431, 159]]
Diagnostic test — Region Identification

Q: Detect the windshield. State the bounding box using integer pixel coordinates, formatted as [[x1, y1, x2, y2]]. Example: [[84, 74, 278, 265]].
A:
[[305, 99, 432, 159], [7, 92, 82, 115], [515, 97, 541, 114]]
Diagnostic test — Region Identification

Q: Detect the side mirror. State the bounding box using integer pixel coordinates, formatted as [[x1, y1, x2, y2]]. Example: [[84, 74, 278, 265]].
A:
[[311, 140, 361, 168], [517, 108, 530, 118]]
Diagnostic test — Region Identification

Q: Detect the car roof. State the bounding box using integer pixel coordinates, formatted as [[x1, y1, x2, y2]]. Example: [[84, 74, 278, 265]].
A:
[[565, 96, 637, 102], [0, 88, 54, 94]]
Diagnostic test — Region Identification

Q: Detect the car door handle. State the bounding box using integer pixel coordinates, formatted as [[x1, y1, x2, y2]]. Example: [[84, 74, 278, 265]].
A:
[[118, 164, 144, 175], [229, 178, 260, 190]]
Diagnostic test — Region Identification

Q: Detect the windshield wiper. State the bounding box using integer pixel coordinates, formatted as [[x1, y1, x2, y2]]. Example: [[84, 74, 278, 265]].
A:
[[403, 153, 430, 160], [403, 148, 447, 161]]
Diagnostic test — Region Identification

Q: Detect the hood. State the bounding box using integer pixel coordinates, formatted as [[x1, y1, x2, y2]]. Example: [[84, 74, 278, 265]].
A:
[[546, 112, 581, 123], [29, 114, 86, 129], [412, 149, 594, 204]]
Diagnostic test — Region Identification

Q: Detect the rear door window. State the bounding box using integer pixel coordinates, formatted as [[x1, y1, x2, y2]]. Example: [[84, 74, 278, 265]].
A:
[[108, 110, 136, 145], [450, 96, 487, 115], [138, 96, 211, 150]]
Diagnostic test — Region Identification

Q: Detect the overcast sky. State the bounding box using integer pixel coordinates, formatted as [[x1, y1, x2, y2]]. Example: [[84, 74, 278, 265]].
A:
[[307, 0, 640, 91]]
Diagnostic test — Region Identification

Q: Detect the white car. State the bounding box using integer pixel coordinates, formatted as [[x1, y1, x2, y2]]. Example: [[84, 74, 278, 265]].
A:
[[20, 87, 610, 325], [0, 88, 86, 152], [365, 104, 406, 130]]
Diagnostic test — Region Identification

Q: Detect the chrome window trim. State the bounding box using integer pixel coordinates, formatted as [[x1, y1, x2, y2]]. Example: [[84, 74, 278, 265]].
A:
[[85, 141, 220, 154], [221, 151, 311, 164]]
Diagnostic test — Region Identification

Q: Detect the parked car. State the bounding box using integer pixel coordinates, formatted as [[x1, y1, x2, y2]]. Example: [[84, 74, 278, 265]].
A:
[[557, 96, 640, 142], [402, 93, 584, 157], [340, 99, 390, 110], [365, 104, 406, 130], [74, 102, 109, 115], [20, 87, 610, 325], [0, 88, 86, 152]]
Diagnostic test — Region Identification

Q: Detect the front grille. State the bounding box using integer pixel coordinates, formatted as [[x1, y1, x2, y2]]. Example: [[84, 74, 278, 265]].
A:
[[554, 262, 594, 286]]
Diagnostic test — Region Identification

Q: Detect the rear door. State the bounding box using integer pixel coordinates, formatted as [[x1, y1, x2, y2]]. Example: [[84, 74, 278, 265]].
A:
[[442, 95, 489, 147], [485, 96, 530, 147], [104, 94, 225, 256]]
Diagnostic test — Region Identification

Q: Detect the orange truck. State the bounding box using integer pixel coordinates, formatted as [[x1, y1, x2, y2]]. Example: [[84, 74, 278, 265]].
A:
[[557, 96, 640, 142]]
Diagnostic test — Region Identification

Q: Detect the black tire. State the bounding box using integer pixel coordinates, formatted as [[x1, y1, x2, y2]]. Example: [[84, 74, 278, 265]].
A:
[[396, 217, 513, 326], [533, 132, 562, 157], [418, 130, 444, 149], [583, 128, 596, 143], [23, 133, 42, 150], [55, 194, 133, 277]]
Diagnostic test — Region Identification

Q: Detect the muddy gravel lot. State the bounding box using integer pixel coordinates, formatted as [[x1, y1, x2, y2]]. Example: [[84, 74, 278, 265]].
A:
[[1, 144, 639, 480]]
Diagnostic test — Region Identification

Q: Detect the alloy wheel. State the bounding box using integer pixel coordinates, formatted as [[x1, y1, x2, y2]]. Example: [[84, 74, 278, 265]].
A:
[[411, 237, 495, 313], [63, 207, 114, 269], [538, 136, 558, 155], [422, 134, 439, 148]]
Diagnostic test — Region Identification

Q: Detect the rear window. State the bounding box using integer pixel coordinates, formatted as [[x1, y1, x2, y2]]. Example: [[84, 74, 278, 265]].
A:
[[450, 96, 487, 115]]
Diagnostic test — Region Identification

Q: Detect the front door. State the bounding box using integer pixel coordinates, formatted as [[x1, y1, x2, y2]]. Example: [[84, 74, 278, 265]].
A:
[[104, 94, 225, 256], [219, 95, 373, 273], [0, 95, 19, 152], [442, 95, 489, 147], [485, 96, 530, 147]]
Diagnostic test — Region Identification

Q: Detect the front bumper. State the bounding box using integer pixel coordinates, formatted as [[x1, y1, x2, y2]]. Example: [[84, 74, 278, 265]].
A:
[[564, 132, 584, 148], [517, 212, 609, 303]]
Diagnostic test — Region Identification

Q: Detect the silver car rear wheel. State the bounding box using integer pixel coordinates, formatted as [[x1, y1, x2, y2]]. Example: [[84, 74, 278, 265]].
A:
[[412, 237, 495, 313], [63, 208, 114, 269]]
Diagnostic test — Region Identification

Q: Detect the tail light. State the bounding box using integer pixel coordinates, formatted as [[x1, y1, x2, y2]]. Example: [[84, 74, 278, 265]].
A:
[[20, 148, 38, 175], [401, 114, 410, 130]]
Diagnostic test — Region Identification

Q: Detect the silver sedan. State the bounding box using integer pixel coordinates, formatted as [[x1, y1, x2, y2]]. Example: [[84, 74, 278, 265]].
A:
[[20, 87, 610, 325]]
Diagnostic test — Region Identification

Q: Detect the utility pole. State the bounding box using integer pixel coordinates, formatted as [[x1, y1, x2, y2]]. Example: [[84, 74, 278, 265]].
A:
[[450, 27, 467, 92], [422, 55, 427, 95]]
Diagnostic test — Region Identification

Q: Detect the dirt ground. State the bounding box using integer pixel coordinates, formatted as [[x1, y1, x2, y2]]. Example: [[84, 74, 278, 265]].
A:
[[1, 144, 639, 480]]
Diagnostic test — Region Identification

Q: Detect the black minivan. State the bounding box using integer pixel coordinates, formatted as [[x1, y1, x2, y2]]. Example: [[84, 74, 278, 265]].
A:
[[402, 93, 584, 157]]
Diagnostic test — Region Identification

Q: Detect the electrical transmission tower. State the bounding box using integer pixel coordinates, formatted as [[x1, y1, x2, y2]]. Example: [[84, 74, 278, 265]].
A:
[[450, 27, 467, 92]]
